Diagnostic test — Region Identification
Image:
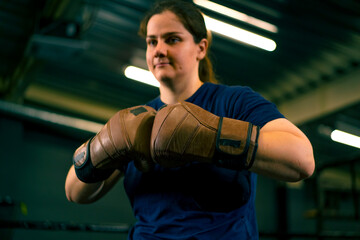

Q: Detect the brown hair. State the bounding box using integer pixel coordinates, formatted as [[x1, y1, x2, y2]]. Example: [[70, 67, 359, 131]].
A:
[[139, 0, 217, 83]]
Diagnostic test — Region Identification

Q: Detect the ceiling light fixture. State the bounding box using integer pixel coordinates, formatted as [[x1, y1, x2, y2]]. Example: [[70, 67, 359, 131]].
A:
[[124, 66, 159, 88], [203, 15, 276, 51], [194, 0, 278, 33], [331, 129, 360, 149]]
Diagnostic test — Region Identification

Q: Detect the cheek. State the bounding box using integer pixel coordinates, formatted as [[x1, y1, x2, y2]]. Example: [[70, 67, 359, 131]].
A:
[[146, 51, 152, 69], [178, 50, 197, 68]]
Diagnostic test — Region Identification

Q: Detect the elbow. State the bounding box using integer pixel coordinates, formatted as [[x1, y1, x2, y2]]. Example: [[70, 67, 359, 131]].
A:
[[299, 157, 315, 180], [301, 142, 315, 179], [294, 150, 315, 182], [65, 180, 91, 204], [65, 191, 84, 204], [287, 162, 314, 183], [284, 140, 315, 183], [294, 138, 315, 181], [65, 184, 97, 204], [65, 190, 93, 204], [65, 187, 80, 204], [65, 190, 73, 203]]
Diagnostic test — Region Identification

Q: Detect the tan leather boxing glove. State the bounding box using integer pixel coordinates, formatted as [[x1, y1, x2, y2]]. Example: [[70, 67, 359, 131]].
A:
[[150, 102, 259, 170], [73, 105, 156, 183]]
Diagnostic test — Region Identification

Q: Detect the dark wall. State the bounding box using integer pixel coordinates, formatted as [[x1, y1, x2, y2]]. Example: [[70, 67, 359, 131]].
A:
[[0, 116, 135, 240]]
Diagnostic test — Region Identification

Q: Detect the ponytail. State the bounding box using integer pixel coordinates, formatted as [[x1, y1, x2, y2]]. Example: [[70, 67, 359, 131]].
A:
[[199, 56, 217, 83], [199, 30, 217, 83]]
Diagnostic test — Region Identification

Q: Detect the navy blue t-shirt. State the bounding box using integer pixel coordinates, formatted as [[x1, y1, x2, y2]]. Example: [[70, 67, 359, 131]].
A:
[[124, 83, 284, 239]]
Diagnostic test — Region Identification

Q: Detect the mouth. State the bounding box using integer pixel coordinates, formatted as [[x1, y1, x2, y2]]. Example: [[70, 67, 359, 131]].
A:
[[154, 61, 171, 68]]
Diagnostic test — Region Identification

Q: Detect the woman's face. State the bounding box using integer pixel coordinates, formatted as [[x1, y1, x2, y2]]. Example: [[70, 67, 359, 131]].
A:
[[146, 11, 206, 85]]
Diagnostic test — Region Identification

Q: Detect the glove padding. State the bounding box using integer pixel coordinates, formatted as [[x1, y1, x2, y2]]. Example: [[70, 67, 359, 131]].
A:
[[73, 105, 156, 183], [150, 102, 260, 170]]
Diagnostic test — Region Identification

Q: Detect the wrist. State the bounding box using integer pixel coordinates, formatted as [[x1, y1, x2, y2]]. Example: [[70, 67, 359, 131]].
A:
[[214, 117, 260, 170], [73, 138, 115, 183]]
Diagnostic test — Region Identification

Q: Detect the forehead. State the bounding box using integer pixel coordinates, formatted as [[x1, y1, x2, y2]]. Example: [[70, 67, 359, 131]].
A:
[[147, 11, 188, 36]]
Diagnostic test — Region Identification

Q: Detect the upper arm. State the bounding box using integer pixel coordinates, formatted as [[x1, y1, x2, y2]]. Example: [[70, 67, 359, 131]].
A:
[[261, 118, 308, 139]]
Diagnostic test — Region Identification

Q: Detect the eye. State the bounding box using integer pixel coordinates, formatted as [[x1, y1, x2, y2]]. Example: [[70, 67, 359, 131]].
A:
[[147, 39, 157, 47], [167, 36, 180, 44]]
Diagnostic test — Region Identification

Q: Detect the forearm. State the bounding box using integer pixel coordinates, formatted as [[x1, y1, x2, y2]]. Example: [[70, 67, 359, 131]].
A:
[[249, 119, 315, 182], [65, 165, 123, 204]]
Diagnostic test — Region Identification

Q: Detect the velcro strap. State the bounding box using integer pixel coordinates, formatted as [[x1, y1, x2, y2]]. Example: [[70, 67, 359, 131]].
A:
[[215, 117, 258, 170], [73, 137, 114, 183]]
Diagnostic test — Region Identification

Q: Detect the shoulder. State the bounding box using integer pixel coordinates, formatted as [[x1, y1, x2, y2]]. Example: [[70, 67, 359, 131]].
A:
[[201, 83, 284, 127], [199, 83, 267, 113]]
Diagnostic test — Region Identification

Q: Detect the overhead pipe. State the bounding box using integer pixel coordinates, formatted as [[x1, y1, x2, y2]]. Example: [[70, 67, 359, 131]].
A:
[[0, 100, 103, 137]]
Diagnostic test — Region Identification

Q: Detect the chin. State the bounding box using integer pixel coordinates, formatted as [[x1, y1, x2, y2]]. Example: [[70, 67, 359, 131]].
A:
[[157, 74, 172, 82], [158, 76, 174, 86]]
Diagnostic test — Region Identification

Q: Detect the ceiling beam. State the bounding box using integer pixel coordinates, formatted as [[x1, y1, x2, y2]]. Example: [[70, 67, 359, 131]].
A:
[[24, 83, 118, 122], [277, 68, 360, 125]]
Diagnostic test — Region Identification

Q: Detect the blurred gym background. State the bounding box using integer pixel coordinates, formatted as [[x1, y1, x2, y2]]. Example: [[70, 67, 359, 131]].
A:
[[0, 0, 359, 239]]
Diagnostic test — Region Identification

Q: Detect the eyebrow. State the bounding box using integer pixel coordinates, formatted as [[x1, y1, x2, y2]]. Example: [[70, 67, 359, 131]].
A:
[[146, 32, 183, 39]]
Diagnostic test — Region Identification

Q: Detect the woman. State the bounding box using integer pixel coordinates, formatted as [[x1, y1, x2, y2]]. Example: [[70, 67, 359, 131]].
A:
[[65, 1, 315, 239]]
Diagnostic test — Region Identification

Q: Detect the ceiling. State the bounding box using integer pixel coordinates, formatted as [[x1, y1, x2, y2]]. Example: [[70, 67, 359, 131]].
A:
[[0, 0, 360, 174]]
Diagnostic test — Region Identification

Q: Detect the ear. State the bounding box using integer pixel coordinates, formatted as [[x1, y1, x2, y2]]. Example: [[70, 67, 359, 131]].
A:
[[196, 38, 208, 61]]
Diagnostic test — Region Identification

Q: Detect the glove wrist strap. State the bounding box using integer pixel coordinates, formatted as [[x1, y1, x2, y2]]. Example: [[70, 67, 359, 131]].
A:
[[214, 117, 260, 170], [73, 137, 115, 183]]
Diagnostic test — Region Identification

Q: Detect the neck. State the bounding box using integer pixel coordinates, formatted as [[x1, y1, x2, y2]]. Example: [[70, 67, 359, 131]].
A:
[[159, 78, 203, 104]]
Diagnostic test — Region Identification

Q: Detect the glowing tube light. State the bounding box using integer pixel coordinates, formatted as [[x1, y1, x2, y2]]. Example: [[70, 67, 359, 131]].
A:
[[331, 129, 360, 149], [194, 0, 278, 33], [203, 15, 276, 51], [124, 66, 160, 87]]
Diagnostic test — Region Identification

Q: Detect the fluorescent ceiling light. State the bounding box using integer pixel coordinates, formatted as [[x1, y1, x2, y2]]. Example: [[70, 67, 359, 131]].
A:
[[124, 66, 159, 88], [331, 129, 360, 149], [203, 15, 276, 51], [194, 0, 278, 33]]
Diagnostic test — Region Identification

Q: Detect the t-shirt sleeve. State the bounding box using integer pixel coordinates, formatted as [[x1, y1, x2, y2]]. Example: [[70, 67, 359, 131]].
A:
[[230, 86, 285, 128]]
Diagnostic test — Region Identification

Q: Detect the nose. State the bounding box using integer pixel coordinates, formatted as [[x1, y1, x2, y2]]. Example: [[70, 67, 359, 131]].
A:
[[154, 40, 167, 58]]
